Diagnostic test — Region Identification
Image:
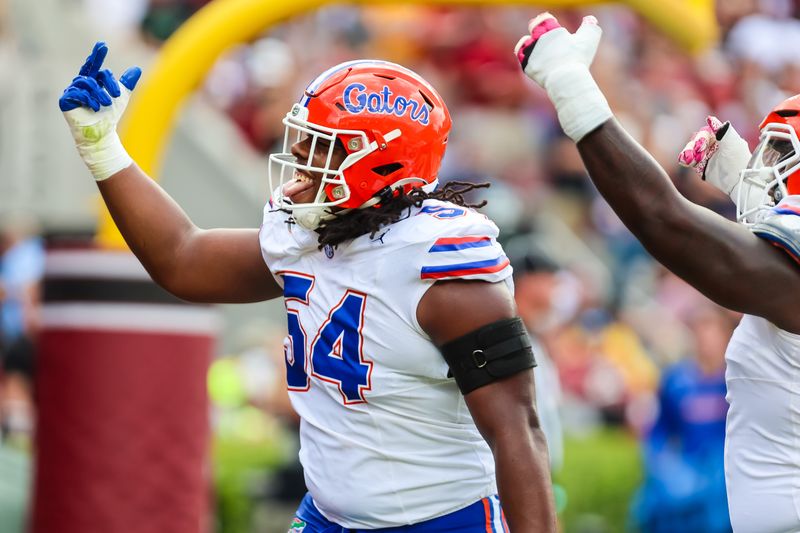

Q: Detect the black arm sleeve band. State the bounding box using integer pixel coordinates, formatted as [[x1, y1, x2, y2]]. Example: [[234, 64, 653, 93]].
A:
[[439, 317, 537, 395]]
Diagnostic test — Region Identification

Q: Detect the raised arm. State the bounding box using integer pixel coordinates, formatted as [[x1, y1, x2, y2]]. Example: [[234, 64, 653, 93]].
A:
[[515, 14, 800, 333], [97, 165, 279, 303], [578, 121, 800, 325], [60, 42, 281, 303], [418, 280, 557, 533]]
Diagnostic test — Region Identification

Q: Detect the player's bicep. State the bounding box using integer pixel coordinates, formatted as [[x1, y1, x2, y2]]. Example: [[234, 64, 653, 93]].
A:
[[418, 278, 536, 389], [417, 279, 517, 345], [658, 202, 800, 332], [171, 228, 282, 303]]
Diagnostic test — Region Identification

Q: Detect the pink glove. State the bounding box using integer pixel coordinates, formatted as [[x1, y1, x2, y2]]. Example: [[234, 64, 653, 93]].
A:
[[678, 116, 725, 177], [514, 13, 564, 69]]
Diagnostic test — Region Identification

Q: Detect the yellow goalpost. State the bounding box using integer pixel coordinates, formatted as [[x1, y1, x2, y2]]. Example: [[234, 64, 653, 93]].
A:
[[97, 0, 717, 247]]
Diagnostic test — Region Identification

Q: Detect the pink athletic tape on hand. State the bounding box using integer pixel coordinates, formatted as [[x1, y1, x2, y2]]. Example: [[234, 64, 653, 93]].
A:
[[706, 115, 724, 132], [678, 116, 723, 175], [516, 14, 562, 65], [530, 16, 562, 40], [681, 136, 709, 166]]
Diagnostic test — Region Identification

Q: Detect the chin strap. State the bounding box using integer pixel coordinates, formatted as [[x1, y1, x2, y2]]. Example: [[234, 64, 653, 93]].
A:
[[358, 177, 438, 209], [292, 206, 341, 230], [294, 175, 440, 230], [295, 175, 438, 230]]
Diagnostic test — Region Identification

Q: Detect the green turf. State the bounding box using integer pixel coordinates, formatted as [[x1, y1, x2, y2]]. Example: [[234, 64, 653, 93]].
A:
[[556, 428, 643, 533], [0, 444, 31, 533]]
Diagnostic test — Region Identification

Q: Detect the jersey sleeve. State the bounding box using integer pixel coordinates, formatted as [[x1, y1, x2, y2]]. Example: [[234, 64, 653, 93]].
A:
[[370, 201, 514, 348], [413, 203, 512, 283], [751, 196, 800, 265], [258, 194, 320, 288], [258, 200, 286, 288]]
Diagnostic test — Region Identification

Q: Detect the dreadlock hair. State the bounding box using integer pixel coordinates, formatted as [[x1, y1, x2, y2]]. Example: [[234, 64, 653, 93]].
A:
[[315, 180, 491, 250]]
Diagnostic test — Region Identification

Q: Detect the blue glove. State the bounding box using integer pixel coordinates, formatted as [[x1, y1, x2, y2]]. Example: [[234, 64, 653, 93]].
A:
[[60, 42, 142, 181], [59, 42, 141, 111]]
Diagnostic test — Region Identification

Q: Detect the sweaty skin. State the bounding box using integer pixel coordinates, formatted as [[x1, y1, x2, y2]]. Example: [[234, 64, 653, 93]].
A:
[[576, 120, 800, 333]]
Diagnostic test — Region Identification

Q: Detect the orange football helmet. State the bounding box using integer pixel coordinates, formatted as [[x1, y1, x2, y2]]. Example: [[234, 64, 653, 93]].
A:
[[738, 94, 800, 223], [268, 60, 452, 229]]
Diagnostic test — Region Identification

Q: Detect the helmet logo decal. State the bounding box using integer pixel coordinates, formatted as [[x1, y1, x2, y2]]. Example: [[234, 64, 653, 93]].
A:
[[342, 83, 430, 125]]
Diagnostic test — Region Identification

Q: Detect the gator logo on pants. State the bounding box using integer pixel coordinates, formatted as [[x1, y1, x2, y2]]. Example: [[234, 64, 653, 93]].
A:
[[288, 517, 307, 532]]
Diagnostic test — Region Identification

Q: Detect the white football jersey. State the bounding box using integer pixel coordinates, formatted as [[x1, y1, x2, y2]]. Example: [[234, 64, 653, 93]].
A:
[[259, 198, 513, 529], [724, 314, 800, 533]]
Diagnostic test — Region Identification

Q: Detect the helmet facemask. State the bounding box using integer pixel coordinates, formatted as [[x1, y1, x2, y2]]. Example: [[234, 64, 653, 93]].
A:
[[268, 104, 410, 230], [737, 123, 800, 224], [268, 104, 374, 230]]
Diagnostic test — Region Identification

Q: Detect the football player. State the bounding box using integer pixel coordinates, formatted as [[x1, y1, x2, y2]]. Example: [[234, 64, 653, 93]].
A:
[[60, 43, 557, 532], [516, 13, 800, 533]]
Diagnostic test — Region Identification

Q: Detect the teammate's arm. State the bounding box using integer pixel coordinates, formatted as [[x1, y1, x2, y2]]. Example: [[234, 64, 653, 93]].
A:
[[418, 280, 557, 533], [61, 43, 281, 304], [516, 15, 800, 333], [577, 122, 800, 328]]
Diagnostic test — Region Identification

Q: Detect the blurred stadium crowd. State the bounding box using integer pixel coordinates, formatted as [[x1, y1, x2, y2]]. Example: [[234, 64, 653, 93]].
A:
[[2, 0, 800, 532]]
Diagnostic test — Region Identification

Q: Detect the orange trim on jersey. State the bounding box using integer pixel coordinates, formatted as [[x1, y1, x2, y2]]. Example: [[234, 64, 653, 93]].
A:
[[774, 204, 800, 215], [770, 241, 800, 266], [433, 236, 490, 245], [482, 498, 493, 533]]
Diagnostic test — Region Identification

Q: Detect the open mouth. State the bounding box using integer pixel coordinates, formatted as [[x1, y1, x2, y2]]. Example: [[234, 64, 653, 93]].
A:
[[282, 171, 318, 203]]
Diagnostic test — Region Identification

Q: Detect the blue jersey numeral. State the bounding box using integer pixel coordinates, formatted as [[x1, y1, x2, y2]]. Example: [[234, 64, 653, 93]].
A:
[[281, 273, 372, 404], [285, 310, 310, 390], [311, 291, 371, 403], [282, 272, 314, 391]]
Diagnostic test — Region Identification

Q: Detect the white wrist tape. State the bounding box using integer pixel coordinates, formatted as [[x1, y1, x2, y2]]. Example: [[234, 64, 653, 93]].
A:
[[63, 86, 135, 182], [75, 131, 133, 181], [704, 125, 751, 201], [543, 65, 612, 142]]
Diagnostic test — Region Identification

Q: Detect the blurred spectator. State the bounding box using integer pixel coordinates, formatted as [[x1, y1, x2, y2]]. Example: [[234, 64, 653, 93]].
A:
[[83, 0, 149, 36], [545, 302, 659, 431], [140, 0, 212, 44], [211, 39, 298, 154], [511, 249, 566, 473], [629, 303, 735, 533], [726, 0, 800, 121], [0, 215, 44, 351], [0, 214, 44, 448]]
